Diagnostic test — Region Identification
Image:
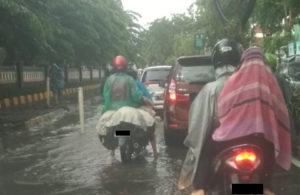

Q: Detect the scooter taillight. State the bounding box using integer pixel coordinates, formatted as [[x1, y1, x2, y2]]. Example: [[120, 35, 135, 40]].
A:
[[234, 151, 257, 172], [226, 148, 261, 172]]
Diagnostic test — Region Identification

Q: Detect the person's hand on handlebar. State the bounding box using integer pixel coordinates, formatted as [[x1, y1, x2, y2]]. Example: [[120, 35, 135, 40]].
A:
[[142, 96, 154, 109]]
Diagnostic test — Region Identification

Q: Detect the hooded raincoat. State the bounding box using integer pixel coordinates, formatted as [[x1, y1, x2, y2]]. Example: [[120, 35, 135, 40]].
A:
[[101, 72, 143, 114], [97, 72, 155, 136], [178, 65, 235, 189], [213, 48, 291, 170]]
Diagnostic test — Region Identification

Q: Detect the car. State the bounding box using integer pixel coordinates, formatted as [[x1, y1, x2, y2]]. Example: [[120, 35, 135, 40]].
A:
[[277, 55, 300, 90], [140, 65, 171, 113], [137, 68, 144, 80], [163, 55, 215, 145]]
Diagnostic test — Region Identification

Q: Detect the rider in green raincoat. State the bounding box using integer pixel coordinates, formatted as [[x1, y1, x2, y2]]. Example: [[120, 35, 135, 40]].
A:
[[99, 55, 157, 157]]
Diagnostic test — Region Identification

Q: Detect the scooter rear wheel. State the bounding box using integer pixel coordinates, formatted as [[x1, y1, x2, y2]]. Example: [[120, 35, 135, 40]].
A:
[[120, 143, 132, 163]]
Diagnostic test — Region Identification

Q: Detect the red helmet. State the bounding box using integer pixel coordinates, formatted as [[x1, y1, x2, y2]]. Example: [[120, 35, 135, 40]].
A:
[[112, 55, 127, 70]]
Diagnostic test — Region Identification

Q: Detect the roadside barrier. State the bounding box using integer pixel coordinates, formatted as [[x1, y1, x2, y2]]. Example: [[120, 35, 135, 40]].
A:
[[0, 83, 100, 110], [20, 96, 26, 104]]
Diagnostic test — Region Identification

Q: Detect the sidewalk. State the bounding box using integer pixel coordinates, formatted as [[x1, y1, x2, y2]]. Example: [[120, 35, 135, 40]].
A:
[[0, 89, 102, 129]]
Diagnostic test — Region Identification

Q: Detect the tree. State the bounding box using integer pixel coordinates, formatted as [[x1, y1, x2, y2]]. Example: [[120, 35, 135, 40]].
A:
[[253, 0, 300, 35], [0, 0, 48, 65], [193, 0, 253, 47], [137, 14, 201, 66], [0, 0, 141, 66], [251, 0, 299, 54]]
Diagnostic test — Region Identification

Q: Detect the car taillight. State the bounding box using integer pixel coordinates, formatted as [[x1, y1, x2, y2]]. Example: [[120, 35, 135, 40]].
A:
[[226, 149, 261, 172], [168, 79, 189, 103], [168, 79, 176, 103], [168, 79, 176, 93], [169, 92, 176, 102], [168, 124, 179, 128]]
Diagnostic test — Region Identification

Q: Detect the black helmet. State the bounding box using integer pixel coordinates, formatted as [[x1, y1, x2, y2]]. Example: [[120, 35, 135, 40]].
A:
[[211, 39, 243, 68]]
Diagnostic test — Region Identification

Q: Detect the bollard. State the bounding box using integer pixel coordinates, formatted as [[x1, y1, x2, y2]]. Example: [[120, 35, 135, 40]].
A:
[[46, 77, 50, 106], [78, 87, 85, 133]]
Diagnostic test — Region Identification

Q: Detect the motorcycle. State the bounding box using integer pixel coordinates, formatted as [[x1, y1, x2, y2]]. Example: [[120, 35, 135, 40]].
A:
[[208, 144, 264, 195], [114, 122, 151, 163]]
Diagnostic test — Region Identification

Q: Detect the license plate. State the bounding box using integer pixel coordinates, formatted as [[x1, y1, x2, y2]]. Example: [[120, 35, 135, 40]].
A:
[[115, 130, 130, 137], [155, 94, 164, 100]]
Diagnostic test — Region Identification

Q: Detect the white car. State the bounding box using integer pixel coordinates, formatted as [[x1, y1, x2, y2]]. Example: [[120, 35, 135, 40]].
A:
[[140, 65, 171, 111], [137, 68, 143, 80]]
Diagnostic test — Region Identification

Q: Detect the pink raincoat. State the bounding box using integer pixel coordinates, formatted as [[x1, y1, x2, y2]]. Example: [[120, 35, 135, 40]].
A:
[[213, 47, 291, 170]]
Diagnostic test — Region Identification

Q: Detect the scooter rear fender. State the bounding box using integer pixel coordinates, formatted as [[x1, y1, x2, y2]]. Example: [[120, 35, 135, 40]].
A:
[[118, 137, 129, 147]]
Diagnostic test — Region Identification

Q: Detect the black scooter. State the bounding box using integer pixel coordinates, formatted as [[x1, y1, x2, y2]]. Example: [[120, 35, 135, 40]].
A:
[[208, 144, 264, 195], [115, 122, 151, 163]]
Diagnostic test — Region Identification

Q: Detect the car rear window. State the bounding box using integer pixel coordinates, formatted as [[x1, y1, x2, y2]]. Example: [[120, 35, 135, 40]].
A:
[[142, 68, 170, 82], [176, 65, 215, 83]]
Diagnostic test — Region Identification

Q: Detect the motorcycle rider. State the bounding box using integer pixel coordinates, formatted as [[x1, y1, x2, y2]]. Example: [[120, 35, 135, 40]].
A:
[[179, 44, 291, 195], [127, 68, 158, 157], [98, 55, 157, 157], [178, 39, 242, 195], [127, 69, 153, 101], [212, 47, 291, 195]]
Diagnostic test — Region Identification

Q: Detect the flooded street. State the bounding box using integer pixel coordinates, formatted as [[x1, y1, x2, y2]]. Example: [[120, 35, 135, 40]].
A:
[[0, 105, 300, 195], [0, 105, 191, 195]]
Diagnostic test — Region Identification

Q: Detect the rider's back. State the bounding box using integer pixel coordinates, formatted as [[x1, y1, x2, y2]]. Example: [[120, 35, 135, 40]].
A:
[[102, 72, 143, 113]]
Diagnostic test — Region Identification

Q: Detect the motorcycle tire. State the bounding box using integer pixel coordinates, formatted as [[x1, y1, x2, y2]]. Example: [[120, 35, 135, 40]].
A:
[[120, 143, 132, 163]]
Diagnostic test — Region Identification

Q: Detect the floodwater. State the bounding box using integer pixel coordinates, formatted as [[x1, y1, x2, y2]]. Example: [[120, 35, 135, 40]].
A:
[[0, 105, 299, 195], [0, 105, 191, 195]]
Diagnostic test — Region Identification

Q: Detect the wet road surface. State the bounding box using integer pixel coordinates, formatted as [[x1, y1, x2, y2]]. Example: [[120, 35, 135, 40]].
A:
[[0, 105, 300, 195], [0, 105, 191, 195]]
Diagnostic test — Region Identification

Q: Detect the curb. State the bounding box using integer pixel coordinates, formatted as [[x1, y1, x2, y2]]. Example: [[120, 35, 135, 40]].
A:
[[24, 109, 67, 129], [24, 96, 101, 129], [0, 84, 100, 110]]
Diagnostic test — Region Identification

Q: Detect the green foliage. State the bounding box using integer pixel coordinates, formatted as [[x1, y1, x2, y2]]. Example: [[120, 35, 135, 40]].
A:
[[253, 0, 284, 34], [259, 33, 291, 53], [265, 52, 277, 71], [174, 33, 199, 57], [137, 14, 200, 66], [253, 0, 300, 52], [0, 0, 141, 66], [253, 0, 299, 34], [194, 0, 252, 47], [137, 0, 258, 66]]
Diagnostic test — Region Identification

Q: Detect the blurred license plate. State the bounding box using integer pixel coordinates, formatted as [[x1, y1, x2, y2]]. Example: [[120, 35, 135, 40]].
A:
[[155, 94, 164, 100], [115, 130, 130, 137]]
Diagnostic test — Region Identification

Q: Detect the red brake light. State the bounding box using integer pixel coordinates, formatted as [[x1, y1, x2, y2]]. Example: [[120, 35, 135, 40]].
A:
[[235, 152, 256, 163], [169, 79, 176, 92], [167, 79, 189, 103], [169, 92, 176, 102], [177, 93, 189, 102], [234, 150, 258, 172], [168, 124, 179, 128], [168, 92, 189, 103], [168, 79, 176, 103]]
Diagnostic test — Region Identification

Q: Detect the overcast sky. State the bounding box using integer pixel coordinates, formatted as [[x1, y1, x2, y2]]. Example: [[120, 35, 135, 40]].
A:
[[122, 0, 195, 28]]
